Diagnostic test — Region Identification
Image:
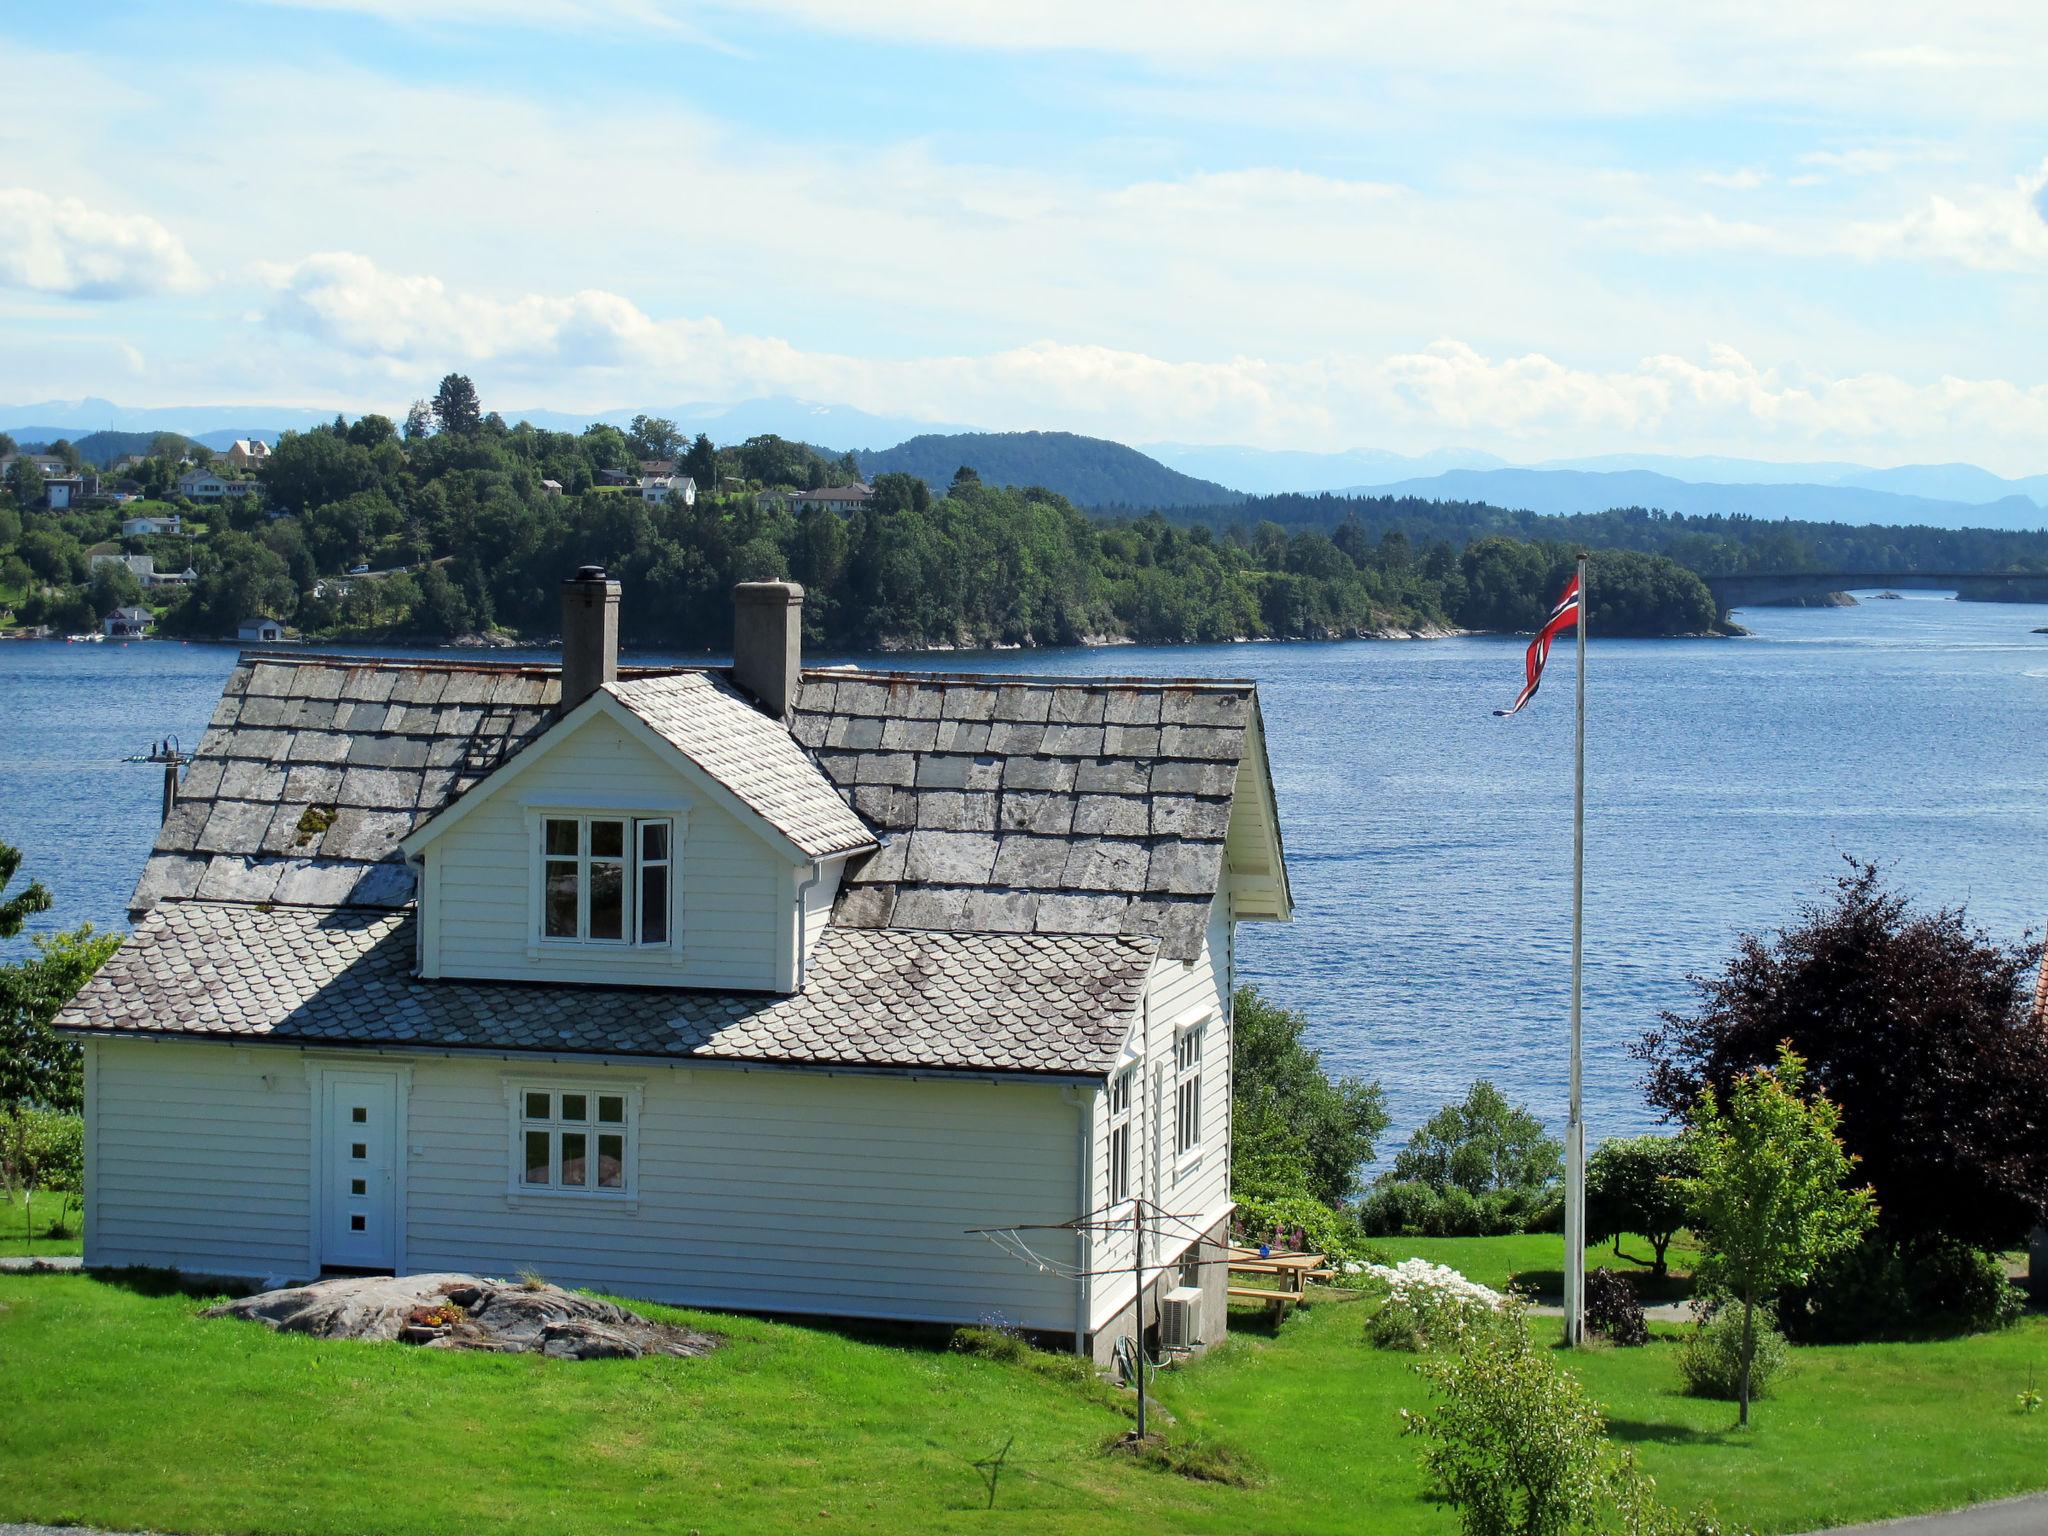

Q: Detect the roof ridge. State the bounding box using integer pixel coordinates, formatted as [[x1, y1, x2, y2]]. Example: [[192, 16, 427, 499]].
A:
[[803, 667, 1257, 690], [238, 649, 704, 678]]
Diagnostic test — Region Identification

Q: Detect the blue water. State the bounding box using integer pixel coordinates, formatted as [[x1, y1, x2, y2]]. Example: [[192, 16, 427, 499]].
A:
[[5, 592, 2046, 1163]]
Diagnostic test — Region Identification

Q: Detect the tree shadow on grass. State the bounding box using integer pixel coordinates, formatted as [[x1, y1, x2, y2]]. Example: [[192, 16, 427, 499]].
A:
[[1605, 1415, 1747, 1449], [1512, 1265, 1694, 1306]]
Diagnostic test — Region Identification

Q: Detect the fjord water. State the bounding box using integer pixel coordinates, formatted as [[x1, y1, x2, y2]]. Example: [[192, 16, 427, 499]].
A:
[[3, 591, 2045, 1159]]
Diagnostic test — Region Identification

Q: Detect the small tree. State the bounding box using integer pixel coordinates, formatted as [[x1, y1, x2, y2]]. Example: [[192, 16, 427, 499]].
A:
[[1230, 987, 1389, 1206], [1403, 1296, 1696, 1536], [1390, 1080, 1562, 1197], [5, 455, 45, 510], [0, 842, 120, 1113], [1586, 1135, 1694, 1277], [1681, 1044, 1875, 1426]]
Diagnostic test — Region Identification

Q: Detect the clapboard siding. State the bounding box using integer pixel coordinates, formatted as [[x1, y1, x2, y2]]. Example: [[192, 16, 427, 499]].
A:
[[1087, 889, 1234, 1330], [400, 1054, 1082, 1328], [427, 713, 791, 989], [87, 1039, 312, 1275]]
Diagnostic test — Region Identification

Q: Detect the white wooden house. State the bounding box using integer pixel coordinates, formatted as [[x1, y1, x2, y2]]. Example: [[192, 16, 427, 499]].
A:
[[61, 573, 1291, 1357]]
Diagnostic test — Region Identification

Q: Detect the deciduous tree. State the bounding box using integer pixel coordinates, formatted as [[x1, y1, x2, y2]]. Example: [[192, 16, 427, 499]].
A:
[[1681, 1045, 1875, 1425], [1638, 860, 2048, 1251]]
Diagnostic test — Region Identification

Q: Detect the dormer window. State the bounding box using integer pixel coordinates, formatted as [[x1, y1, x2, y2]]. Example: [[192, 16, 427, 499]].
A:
[[538, 814, 673, 946]]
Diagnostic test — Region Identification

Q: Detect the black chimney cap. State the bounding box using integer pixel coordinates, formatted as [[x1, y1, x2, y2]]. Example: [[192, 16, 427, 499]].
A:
[[572, 564, 608, 582]]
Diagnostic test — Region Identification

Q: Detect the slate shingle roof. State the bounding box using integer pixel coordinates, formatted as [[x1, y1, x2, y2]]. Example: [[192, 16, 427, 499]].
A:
[[790, 670, 1256, 961], [607, 674, 875, 859], [58, 901, 1154, 1078], [131, 654, 572, 916]]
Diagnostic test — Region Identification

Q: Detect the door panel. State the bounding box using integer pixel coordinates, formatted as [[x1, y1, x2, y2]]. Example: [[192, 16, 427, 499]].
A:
[[323, 1074, 398, 1269]]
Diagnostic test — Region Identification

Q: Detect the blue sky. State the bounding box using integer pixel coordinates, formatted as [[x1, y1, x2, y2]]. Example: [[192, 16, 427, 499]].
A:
[[3, 0, 2046, 469]]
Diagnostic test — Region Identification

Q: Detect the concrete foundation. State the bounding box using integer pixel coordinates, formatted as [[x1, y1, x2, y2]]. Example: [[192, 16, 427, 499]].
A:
[[1083, 1214, 1229, 1365]]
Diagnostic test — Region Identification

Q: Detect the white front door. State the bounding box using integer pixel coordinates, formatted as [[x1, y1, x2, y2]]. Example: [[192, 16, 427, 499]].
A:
[[322, 1072, 400, 1270]]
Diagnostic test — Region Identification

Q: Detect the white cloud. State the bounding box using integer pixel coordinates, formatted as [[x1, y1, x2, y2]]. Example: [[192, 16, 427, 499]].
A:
[[1699, 168, 1770, 191], [1843, 159, 2048, 271], [251, 253, 2048, 469], [0, 188, 204, 300]]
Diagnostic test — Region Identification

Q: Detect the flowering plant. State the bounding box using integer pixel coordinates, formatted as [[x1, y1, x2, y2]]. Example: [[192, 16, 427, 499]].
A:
[[1362, 1258, 1507, 1351]]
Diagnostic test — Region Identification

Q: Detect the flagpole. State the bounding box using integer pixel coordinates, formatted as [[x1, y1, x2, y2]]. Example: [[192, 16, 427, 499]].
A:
[[1564, 550, 1588, 1346]]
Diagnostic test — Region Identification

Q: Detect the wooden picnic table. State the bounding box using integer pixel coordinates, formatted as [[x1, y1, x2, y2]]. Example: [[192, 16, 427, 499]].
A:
[[1225, 1246, 1330, 1309]]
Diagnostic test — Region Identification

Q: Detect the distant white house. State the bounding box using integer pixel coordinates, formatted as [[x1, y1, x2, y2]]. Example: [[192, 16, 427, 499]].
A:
[[92, 553, 156, 583], [43, 476, 86, 511], [176, 468, 259, 502], [101, 606, 153, 638], [639, 474, 697, 507], [224, 439, 272, 470], [121, 514, 184, 537], [764, 483, 874, 514], [540, 478, 564, 496], [237, 616, 287, 643]]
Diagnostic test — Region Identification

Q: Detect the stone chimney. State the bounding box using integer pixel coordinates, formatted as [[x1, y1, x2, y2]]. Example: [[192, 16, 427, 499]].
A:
[[731, 581, 804, 718], [560, 565, 620, 710]]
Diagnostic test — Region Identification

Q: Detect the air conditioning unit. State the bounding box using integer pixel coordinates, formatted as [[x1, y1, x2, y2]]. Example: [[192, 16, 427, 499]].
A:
[[1160, 1285, 1205, 1351]]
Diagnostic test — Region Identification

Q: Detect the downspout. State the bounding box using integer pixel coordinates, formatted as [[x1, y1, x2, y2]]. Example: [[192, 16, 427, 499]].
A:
[[1074, 1087, 1094, 1356], [793, 860, 825, 990]]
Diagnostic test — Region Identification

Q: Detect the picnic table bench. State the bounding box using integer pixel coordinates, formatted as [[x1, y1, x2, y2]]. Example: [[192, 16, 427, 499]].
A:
[[1225, 1245, 1329, 1312]]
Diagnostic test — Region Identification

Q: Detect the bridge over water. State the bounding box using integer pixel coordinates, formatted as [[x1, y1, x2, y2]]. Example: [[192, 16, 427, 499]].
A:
[[1702, 571, 2048, 613]]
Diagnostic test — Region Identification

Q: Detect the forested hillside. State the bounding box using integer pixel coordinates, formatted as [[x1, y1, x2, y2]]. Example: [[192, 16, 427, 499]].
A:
[[0, 380, 1719, 648], [1166, 493, 2048, 578], [857, 430, 1241, 509]]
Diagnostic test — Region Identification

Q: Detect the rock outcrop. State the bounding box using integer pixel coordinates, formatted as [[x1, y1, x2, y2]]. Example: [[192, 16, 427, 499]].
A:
[[206, 1273, 720, 1360]]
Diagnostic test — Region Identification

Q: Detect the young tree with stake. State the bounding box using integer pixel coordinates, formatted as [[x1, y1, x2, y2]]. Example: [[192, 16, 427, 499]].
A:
[[1681, 1045, 1874, 1426]]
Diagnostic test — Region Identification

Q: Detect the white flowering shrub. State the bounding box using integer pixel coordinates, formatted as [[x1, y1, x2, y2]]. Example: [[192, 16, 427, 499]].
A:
[[1363, 1258, 1508, 1351]]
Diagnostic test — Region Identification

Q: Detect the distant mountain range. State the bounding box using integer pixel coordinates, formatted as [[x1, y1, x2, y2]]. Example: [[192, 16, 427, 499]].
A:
[[858, 431, 1240, 508], [7, 394, 2045, 530]]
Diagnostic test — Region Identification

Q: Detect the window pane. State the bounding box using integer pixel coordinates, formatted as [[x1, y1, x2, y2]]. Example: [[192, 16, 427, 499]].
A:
[[524, 1091, 550, 1120], [525, 1129, 551, 1184], [589, 860, 624, 940], [590, 819, 625, 858], [545, 818, 579, 856], [560, 1093, 587, 1122], [597, 1095, 625, 1124], [560, 1132, 587, 1187], [640, 821, 668, 861], [640, 864, 668, 944], [597, 1133, 624, 1188], [544, 862, 578, 937]]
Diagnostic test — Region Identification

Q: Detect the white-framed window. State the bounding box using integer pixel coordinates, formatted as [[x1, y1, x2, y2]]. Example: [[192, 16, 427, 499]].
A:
[[1174, 1023, 1206, 1161], [537, 813, 674, 946], [1108, 1064, 1136, 1203], [513, 1084, 637, 1197]]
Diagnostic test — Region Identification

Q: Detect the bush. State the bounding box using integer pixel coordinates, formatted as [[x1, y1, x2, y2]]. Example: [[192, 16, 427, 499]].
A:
[[1232, 1190, 1372, 1263], [1678, 1306, 1789, 1402], [1363, 1259, 1508, 1352], [1358, 1179, 1562, 1238], [1776, 1237, 2025, 1343], [1403, 1298, 1704, 1536], [1585, 1269, 1649, 1347]]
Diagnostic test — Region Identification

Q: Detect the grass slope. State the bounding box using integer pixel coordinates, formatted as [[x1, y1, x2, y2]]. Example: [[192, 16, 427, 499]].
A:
[[2, 1245, 2043, 1536]]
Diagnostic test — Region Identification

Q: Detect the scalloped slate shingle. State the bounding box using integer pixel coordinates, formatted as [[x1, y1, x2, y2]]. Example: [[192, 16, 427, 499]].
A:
[[58, 901, 1154, 1078], [607, 674, 874, 859], [791, 671, 1255, 960]]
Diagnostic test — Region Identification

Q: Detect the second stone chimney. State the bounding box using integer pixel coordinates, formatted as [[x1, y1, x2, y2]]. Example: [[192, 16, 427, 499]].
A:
[[731, 581, 804, 719], [560, 565, 620, 711]]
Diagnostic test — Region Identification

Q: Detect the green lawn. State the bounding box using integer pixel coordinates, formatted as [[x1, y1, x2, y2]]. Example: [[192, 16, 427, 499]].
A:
[[0, 1190, 82, 1259], [1382, 1230, 1704, 1301], [1, 1245, 2043, 1536]]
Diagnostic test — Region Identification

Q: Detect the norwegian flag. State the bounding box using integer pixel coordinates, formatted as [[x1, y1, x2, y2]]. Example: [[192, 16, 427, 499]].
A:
[[1495, 572, 1581, 716]]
